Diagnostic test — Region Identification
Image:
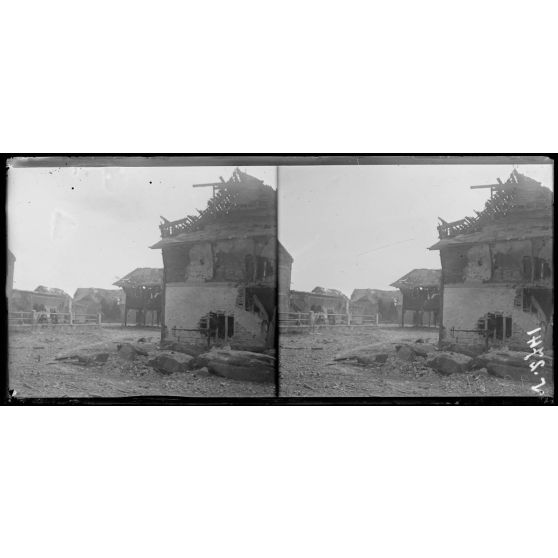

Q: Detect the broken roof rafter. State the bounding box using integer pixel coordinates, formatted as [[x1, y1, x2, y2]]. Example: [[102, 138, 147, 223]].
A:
[[159, 168, 274, 240], [437, 170, 551, 240]]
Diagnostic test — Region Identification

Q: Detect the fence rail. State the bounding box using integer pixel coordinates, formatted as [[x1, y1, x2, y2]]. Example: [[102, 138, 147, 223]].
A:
[[279, 312, 381, 330], [8, 311, 102, 327]]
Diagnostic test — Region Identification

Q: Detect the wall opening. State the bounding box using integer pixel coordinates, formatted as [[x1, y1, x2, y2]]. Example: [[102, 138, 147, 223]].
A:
[[477, 312, 512, 342]]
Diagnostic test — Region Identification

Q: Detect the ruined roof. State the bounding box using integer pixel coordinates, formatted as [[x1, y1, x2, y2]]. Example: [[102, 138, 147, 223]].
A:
[[73, 288, 123, 303], [13, 288, 69, 299], [351, 289, 402, 303], [290, 290, 349, 300], [436, 169, 553, 240], [113, 268, 163, 288], [279, 242, 294, 264], [311, 287, 348, 299], [155, 168, 276, 243], [429, 216, 552, 250], [151, 221, 276, 249], [390, 269, 441, 289], [34, 286, 71, 298]]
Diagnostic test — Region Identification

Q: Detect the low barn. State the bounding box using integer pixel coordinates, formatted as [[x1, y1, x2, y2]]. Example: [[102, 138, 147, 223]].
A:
[[113, 268, 163, 327], [10, 287, 71, 314], [390, 269, 441, 327], [350, 289, 403, 323], [290, 287, 349, 324], [73, 288, 124, 322]]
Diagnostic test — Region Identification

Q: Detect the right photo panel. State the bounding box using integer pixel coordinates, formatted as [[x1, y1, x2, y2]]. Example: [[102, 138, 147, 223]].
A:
[[278, 163, 553, 398]]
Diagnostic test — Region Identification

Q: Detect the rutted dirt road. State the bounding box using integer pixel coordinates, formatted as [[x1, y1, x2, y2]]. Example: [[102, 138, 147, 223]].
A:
[[279, 326, 549, 397], [9, 326, 275, 398]]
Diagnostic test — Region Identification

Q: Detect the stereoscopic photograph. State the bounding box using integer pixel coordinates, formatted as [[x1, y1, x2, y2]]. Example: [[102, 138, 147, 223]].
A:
[[278, 163, 553, 398], [4, 156, 554, 402], [7, 162, 278, 398]]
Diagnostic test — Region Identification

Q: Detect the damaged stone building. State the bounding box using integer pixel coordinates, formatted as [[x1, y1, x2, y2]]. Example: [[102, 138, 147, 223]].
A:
[[429, 169, 553, 350], [150, 168, 280, 352]]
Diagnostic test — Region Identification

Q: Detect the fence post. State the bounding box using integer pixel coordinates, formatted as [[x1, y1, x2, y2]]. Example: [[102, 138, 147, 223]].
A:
[[69, 312, 73, 326], [98, 313, 102, 328], [376, 313, 379, 326], [32, 310, 37, 329]]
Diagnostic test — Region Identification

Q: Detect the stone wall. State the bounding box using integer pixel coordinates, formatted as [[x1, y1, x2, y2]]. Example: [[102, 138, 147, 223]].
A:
[[165, 283, 268, 350], [442, 285, 544, 349]]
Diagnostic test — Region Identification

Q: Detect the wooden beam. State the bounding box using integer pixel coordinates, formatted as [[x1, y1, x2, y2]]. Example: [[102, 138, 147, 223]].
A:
[[192, 182, 228, 188]]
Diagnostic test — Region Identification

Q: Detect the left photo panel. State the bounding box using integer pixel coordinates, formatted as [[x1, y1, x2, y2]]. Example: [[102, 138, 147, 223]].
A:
[[7, 162, 278, 398]]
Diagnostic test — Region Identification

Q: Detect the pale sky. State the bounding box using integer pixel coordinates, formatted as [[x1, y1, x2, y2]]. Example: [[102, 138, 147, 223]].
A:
[[7, 166, 277, 296], [278, 164, 553, 296]]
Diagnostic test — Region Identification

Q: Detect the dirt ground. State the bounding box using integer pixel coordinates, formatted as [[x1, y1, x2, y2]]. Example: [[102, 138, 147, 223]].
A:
[[8, 326, 275, 398], [279, 326, 552, 397]]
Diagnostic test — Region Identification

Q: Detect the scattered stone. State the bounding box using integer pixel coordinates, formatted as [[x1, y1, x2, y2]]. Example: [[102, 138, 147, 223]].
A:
[[94, 352, 109, 364], [148, 351, 195, 374], [395, 344, 416, 362], [470, 350, 552, 383], [440, 342, 486, 358], [160, 340, 206, 357], [117, 343, 146, 361], [196, 349, 275, 383], [426, 352, 472, 375], [335, 342, 398, 363]]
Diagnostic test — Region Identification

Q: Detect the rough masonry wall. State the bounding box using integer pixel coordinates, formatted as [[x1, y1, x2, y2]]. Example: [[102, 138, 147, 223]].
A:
[[463, 244, 491, 282], [443, 285, 541, 348], [279, 261, 292, 314], [186, 242, 214, 281], [165, 283, 268, 349]]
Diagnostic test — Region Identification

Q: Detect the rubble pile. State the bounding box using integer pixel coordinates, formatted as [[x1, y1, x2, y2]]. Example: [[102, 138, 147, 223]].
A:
[[196, 348, 276, 383], [331, 339, 553, 386], [51, 336, 276, 385]]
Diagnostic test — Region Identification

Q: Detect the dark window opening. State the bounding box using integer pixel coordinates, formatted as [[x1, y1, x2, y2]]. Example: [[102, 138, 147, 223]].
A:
[[199, 312, 235, 339], [522, 256, 532, 280], [245, 255, 255, 281], [483, 312, 512, 340], [255, 256, 274, 281]]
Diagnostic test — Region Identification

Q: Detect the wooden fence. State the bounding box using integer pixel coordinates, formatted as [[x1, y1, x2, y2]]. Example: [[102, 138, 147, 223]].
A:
[[8, 311, 102, 328], [279, 312, 380, 332]]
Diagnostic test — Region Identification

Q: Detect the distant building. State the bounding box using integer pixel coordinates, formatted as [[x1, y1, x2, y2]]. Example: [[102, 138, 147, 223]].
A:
[[390, 269, 441, 327], [429, 169, 553, 350], [350, 289, 402, 323], [10, 288, 71, 314], [73, 288, 124, 322], [113, 268, 163, 327], [290, 287, 349, 324]]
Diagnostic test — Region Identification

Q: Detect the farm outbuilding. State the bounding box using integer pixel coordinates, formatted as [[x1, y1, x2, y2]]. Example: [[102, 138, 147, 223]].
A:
[[73, 288, 124, 322], [390, 269, 441, 327], [113, 268, 163, 327]]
